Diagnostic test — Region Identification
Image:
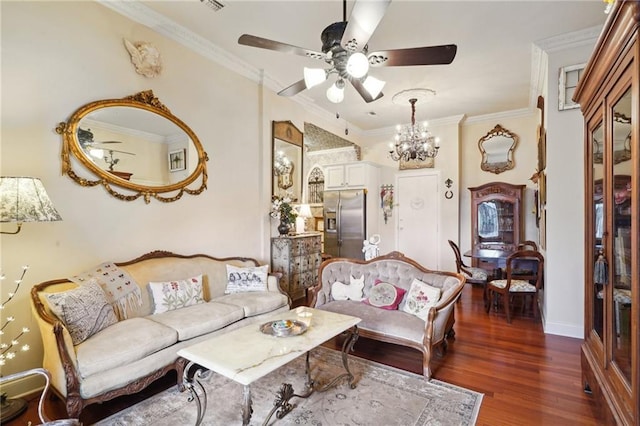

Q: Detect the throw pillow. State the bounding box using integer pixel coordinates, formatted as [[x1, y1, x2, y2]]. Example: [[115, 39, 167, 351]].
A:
[[148, 274, 204, 314], [364, 281, 406, 310], [45, 279, 118, 345], [330, 275, 365, 301], [401, 278, 442, 321], [225, 264, 269, 294]]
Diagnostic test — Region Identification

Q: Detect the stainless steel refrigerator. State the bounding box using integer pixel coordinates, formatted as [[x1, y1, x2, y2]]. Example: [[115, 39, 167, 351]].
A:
[[323, 190, 366, 259]]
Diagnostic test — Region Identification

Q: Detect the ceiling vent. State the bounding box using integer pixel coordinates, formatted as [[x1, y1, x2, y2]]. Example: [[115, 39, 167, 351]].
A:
[[201, 0, 225, 12]]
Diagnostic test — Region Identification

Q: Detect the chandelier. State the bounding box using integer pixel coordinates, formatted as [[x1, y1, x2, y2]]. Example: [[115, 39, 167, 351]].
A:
[[389, 97, 440, 162]]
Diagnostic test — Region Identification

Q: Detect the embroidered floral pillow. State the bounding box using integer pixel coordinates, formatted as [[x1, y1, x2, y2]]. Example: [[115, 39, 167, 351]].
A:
[[225, 264, 269, 294], [45, 278, 118, 345], [148, 274, 204, 314], [401, 278, 442, 320], [364, 280, 406, 310]]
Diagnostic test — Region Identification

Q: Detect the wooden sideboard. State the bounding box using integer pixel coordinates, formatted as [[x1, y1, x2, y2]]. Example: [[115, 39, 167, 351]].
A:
[[270, 233, 322, 301]]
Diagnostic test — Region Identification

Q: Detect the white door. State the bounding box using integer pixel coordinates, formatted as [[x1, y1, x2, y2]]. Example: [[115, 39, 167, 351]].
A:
[[397, 171, 440, 270]]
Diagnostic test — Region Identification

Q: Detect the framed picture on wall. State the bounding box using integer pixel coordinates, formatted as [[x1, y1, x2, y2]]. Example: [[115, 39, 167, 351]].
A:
[[558, 63, 585, 110], [169, 149, 186, 172]]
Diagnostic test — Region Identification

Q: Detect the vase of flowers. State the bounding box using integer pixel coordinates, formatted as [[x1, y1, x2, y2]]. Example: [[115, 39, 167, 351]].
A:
[[270, 196, 298, 236]]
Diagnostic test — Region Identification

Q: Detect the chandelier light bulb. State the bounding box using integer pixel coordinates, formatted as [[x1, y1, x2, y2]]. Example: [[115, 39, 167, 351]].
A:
[[346, 52, 369, 78]]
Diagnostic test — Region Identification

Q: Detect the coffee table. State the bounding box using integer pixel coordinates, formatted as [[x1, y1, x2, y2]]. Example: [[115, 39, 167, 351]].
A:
[[176, 308, 361, 425]]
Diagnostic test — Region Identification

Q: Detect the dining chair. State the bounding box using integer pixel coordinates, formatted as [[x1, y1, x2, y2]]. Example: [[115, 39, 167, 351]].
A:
[[447, 240, 489, 286], [485, 249, 544, 324], [517, 240, 539, 251]]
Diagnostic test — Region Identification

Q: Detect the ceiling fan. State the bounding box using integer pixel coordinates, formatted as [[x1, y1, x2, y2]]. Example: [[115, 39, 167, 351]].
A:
[[238, 0, 457, 104]]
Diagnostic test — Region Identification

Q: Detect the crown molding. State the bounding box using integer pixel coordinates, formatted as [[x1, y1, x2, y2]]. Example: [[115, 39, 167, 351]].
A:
[[463, 108, 533, 125], [535, 25, 603, 53]]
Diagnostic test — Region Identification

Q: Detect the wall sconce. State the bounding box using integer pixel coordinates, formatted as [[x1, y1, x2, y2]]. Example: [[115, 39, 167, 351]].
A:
[[444, 178, 454, 199]]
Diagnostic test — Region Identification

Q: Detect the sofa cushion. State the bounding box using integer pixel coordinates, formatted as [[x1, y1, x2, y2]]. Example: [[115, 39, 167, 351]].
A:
[[364, 281, 406, 310], [148, 274, 204, 314], [76, 317, 177, 378], [212, 292, 289, 317], [147, 301, 245, 341], [45, 279, 118, 345], [401, 278, 442, 321], [319, 300, 424, 343], [225, 264, 269, 294]]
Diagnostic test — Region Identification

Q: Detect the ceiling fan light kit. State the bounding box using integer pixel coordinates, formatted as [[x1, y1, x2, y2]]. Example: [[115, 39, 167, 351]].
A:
[[238, 0, 456, 104], [361, 75, 385, 99], [303, 67, 328, 89], [326, 79, 346, 103]]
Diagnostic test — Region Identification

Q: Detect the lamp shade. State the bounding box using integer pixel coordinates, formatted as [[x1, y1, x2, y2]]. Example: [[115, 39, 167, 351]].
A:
[[0, 177, 62, 223], [298, 204, 313, 218]]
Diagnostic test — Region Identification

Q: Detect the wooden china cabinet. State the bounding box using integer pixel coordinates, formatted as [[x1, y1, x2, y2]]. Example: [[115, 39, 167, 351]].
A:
[[573, 1, 638, 424], [468, 182, 525, 273]]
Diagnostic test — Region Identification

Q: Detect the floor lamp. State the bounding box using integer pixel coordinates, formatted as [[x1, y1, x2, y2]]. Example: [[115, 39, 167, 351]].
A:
[[0, 176, 62, 422]]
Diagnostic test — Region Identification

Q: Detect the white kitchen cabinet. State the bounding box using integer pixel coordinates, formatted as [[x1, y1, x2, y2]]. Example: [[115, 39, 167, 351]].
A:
[[324, 162, 376, 190]]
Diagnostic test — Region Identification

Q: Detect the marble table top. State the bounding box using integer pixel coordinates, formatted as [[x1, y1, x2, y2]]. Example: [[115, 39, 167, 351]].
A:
[[177, 308, 361, 386]]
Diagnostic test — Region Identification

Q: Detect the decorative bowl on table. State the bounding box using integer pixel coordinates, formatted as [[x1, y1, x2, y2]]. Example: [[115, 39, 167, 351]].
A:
[[272, 319, 294, 332], [260, 319, 308, 337]]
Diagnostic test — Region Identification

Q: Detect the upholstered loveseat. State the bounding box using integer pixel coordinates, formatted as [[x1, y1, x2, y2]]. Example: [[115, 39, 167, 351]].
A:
[[308, 251, 465, 379], [30, 251, 290, 418]]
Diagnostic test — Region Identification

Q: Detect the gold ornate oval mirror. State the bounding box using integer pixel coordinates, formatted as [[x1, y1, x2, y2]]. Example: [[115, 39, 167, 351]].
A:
[[272, 121, 303, 202], [478, 124, 518, 174], [56, 91, 208, 203]]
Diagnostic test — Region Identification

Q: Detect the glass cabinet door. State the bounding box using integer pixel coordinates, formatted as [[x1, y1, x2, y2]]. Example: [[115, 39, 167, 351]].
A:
[[477, 200, 515, 244], [591, 121, 604, 341], [610, 87, 632, 383]]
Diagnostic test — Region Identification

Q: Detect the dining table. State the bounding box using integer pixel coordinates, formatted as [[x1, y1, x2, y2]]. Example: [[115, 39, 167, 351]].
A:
[[463, 245, 518, 279]]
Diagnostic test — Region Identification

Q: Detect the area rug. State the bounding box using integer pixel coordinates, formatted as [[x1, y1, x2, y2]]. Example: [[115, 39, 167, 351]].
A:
[[95, 347, 482, 425]]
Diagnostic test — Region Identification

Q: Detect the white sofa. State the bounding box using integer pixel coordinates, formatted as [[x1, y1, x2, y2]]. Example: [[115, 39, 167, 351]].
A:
[[308, 251, 465, 379], [30, 251, 290, 418]]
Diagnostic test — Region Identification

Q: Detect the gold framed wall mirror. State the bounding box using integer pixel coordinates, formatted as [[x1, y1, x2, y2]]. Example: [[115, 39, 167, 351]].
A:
[[272, 121, 303, 202], [56, 91, 208, 203], [478, 124, 518, 174]]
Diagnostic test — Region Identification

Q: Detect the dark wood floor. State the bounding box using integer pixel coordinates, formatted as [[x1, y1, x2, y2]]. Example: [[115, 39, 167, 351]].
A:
[[6, 284, 599, 425]]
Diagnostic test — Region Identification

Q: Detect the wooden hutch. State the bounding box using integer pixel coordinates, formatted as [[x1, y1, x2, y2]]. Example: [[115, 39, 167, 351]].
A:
[[573, 1, 638, 424], [469, 182, 525, 273]]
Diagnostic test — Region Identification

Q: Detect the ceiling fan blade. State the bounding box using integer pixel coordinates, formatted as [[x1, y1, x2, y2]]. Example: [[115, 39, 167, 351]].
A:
[[238, 34, 325, 60], [278, 79, 308, 97], [368, 45, 457, 67], [340, 0, 391, 52], [351, 79, 384, 103]]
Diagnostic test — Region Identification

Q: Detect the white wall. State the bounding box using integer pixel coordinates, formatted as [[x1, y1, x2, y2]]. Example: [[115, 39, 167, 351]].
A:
[[543, 43, 596, 338]]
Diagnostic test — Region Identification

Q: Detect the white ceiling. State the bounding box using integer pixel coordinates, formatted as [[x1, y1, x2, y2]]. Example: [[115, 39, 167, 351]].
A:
[[106, 0, 608, 133]]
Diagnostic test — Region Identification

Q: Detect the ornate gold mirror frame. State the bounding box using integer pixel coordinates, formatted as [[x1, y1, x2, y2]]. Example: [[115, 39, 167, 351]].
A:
[[478, 124, 518, 174], [272, 120, 303, 202], [56, 91, 208, 203]]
